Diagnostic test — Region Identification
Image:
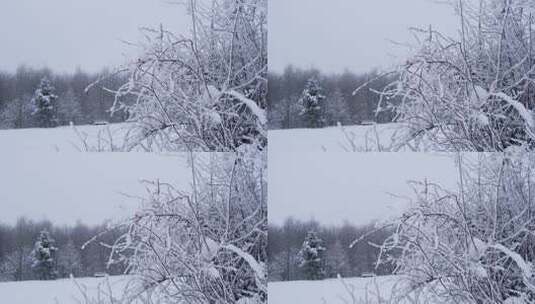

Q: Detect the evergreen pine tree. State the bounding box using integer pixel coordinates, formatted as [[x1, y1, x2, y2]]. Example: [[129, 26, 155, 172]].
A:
[[299, 77, 325, 128], [299, 230, 326, 280], [31, 77, 58, 128], [30, 230, 57, 280]]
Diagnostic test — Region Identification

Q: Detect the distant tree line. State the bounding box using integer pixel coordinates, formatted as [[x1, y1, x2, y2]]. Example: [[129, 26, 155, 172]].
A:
[[0, 217, 126, 282], [268, 218, 394, 282], [0, 66, 133, 129], [268, 66, 399, 130]]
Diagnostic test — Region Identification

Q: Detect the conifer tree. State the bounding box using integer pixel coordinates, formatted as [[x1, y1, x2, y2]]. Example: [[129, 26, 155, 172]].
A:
[[299, 230, 326, 280], [31, 77, 58, 128], [299, 77, 325, 128], [30, 230, 57, 280]]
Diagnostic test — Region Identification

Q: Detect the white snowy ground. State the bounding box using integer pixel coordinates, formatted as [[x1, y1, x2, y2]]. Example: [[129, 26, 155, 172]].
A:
[[268, 276, 404, 304], [0, 123, 131, 153], [0, 275, 132, 304], [268, 124, 399, 152]]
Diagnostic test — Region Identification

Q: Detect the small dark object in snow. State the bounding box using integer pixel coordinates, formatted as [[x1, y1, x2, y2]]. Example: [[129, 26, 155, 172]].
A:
[[92, 120, 109, 126]]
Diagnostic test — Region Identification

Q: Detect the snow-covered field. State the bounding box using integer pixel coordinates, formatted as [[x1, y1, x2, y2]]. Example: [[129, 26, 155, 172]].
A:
[[268, 276, 402, 304], [268, 124, 398, 152], [0, 275, 131, 304], [1, 122, 390, 153], [0, 123, 131, 153]]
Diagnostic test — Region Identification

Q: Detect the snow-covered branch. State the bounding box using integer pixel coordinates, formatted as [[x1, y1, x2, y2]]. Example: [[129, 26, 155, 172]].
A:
[[106, 0, 267, 152], [103, 151, 267, 304], [369, 0, 535, 151], [368, 151, 535, 303]]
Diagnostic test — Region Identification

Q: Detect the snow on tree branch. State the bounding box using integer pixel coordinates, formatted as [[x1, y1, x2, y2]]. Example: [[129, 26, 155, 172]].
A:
[[364, 0, 535, 151], [104, 0, 267, 152], [99, 151, 267, 304], [363, 151, 535, 303]]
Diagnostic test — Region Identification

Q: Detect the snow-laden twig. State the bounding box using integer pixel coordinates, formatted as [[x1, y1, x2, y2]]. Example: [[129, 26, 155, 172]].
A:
[[225, 90, 267, 125]]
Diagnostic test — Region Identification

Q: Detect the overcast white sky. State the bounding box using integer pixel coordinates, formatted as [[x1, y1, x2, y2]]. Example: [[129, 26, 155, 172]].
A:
[[0, 0, 189, 73], [0, 152, 192, 226], [269, 0, 459, 74], [0, 1, 459, 74], [268, 152, 460, 226]]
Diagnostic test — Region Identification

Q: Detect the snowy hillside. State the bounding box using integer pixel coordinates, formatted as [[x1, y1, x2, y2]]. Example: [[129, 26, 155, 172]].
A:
[[0, 275, 131, 304]]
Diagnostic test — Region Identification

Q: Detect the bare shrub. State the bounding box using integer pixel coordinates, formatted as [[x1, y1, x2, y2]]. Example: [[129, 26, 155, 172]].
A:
[[101, 0, 267, 152], [89, 151, 267, 304], [355, 1, 535, 152], [366, 151, 535, 303]]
